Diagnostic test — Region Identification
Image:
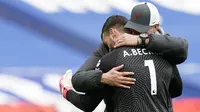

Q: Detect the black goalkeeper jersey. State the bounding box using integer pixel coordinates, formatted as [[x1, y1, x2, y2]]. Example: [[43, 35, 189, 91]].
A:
[[97, 46, 182, 112]]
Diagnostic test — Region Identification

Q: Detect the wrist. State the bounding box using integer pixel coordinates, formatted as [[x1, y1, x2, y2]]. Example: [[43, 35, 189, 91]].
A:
[[137, 36, 142, 45], [101, 73, 108, 84], [139, 34, 150, 46], [145, 38, 150, 45]]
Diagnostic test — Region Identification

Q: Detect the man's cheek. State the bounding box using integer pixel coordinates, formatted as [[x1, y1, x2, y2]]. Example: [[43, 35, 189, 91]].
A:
[[103, 39, 108, 45]]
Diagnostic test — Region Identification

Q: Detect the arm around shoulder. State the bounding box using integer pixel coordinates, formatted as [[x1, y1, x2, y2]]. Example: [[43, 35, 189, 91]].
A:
[[146, 34, 188, 64]]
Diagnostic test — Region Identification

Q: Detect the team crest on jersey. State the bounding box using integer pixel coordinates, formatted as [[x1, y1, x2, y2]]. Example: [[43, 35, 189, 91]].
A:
[[95, 60, 101, 70]]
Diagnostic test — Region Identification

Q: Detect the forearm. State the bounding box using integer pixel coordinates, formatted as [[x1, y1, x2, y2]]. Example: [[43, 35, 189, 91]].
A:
[[72, 55, 102, 93], [66, 90, 103, 112], [146, 34, 188, 64], [66, 90, 89, 111], [72, 70, 104, 92]]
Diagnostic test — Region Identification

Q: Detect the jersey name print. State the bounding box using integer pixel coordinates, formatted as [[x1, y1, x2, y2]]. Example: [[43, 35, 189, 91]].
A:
[[123, 48, 162, 57]]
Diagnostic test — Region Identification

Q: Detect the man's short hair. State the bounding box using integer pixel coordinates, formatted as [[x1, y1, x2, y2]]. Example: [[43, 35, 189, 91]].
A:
[[101, 15, 128, 39]]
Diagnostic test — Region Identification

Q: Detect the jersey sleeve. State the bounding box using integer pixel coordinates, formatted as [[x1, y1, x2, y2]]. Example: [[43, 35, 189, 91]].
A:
[[66, 90, 104, 112], [147, 34, 188, 64]]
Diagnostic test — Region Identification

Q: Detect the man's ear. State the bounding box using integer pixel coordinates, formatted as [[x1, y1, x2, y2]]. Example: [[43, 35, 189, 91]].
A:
[[102, 33, 109, 44], [155, 24, 160, 30], [109, 28, 115, 39]]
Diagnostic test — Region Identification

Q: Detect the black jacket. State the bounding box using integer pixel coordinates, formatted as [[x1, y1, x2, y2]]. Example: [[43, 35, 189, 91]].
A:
[[72, 34, 188, 93]]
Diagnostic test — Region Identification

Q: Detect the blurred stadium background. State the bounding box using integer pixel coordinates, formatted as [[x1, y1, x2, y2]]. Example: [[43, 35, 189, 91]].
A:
[[0, 0, 199, 112]]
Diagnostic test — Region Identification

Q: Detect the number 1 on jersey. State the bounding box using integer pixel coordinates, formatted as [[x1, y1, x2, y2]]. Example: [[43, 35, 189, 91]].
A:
[[145, 60, 157, 95]]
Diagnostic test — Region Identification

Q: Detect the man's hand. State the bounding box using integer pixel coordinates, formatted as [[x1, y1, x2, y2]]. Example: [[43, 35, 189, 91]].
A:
[[113, 29, 141, 48], [59, 70, 73, 98], [101, 64, 136, 89]]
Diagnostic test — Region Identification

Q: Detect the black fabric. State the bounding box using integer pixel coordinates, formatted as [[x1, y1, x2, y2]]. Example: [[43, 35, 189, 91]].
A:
[[98, 46, 182, 112], [169, 65, 183, 98], [66, 90, 104, 112], [67, 46, 184, 112], [96, 50, 120, 112], [147, 34, 188, 64]]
